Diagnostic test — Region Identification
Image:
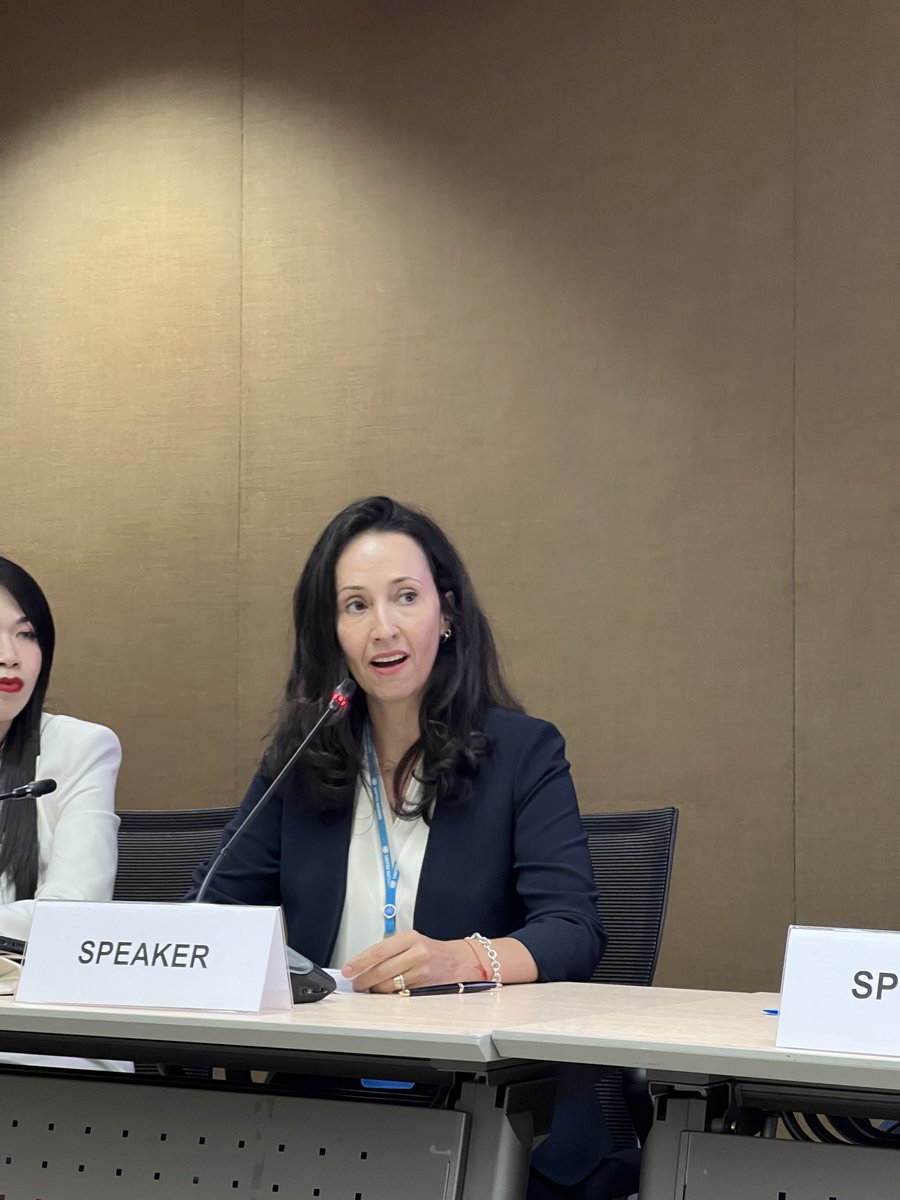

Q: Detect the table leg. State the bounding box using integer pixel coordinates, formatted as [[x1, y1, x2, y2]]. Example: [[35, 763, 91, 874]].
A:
[[455, 1076, 558, 1200]]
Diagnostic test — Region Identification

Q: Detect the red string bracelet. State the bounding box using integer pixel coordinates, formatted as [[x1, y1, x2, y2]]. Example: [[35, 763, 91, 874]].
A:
[[465, 938, 489, 981]]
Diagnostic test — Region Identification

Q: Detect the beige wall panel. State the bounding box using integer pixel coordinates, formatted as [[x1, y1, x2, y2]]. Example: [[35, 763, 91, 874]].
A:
[[795, 4, 900, 928], [240, 1, 795, 988], [0, 2, 243, 808]]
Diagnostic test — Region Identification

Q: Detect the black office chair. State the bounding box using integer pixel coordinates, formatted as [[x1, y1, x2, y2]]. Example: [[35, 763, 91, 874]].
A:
[[113, 805, 238, 902], [113, 806, 238, 1079], [581, 808, 679, 1153]]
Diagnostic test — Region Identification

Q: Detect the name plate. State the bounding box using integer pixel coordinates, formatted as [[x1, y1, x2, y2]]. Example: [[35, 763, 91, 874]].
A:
[[16, 900, 292, 1013], [776, 925, 900, 1057]]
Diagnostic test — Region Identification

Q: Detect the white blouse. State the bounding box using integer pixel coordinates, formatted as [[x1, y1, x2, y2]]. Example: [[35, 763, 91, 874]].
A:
[[0, 712, 121, 939], [329, 757, 431, 969]]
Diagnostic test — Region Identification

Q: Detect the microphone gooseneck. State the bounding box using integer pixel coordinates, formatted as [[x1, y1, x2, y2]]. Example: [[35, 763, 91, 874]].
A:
[[195, 679, 356, 904]]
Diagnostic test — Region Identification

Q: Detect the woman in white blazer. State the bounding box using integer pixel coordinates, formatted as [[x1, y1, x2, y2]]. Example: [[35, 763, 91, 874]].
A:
[[0, 557, 120, 940], [0, 556, 125, 1071], [0, 712, 121, 940]]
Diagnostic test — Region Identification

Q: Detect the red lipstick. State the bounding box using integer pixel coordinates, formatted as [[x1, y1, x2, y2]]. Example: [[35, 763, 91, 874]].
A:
[[0, 678, 24, 694]]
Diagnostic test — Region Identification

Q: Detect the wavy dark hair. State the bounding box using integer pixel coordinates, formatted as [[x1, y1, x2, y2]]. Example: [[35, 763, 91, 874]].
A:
[[265, 496, 521, 816], [0, 558, 55, 899]]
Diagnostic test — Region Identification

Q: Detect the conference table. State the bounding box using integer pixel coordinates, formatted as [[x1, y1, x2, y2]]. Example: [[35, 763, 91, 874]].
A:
[[0, 982, 549, 1200], [0, 983, 897, 1198], [493, 986, 900, 1200]]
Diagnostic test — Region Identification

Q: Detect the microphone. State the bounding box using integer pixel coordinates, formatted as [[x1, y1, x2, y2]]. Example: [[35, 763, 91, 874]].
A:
[[0, 778, 58, 802], [195, 679, 357, 1003]]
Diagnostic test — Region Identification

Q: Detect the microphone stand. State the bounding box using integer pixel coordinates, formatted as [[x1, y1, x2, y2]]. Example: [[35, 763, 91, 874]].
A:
[[196, 681, 355, 1002]]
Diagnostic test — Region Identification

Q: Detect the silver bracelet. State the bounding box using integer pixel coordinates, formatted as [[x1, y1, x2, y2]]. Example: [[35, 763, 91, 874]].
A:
[[466, 932, 502, 986]]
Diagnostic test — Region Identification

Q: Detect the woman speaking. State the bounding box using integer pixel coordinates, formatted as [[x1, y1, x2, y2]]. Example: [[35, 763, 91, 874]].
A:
[[193, 496, 615, 1197]]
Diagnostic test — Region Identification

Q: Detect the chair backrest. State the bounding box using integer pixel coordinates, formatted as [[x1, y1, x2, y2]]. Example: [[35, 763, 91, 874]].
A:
[[582, 806, 678, 988], [581, 806, 678, 1154], [113, 806, 238, 903]]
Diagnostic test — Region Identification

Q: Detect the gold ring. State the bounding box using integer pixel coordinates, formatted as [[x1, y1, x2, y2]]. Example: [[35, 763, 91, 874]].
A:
[[392, 974, 406, 993]]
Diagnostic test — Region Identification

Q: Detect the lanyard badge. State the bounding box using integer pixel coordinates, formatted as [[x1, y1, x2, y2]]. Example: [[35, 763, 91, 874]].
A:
[[364, 725, 400, 936]]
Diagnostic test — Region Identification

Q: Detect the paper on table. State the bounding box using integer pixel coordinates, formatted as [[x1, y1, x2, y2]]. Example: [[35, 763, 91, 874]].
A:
[[0, 956, 20, 996], [324, 968, 356, 995]]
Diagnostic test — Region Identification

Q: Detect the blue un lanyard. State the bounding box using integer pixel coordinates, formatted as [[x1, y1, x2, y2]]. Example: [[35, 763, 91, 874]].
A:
[[363, 724, 400, 936]]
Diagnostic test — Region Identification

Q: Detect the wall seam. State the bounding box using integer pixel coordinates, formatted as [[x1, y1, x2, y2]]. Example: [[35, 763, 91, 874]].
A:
[[235, 0, 246, 805], [791, 0, 799, 928]]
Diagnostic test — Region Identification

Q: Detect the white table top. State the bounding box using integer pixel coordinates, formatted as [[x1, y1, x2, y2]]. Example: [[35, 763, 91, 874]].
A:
[[0, 984, 720, 1070], [0, 983, 716, 1067], [0, 984, 720, 1060], [3, 983, 899, 1092], [492, 987, 900, 1092], [0, 988, 505, 1064]]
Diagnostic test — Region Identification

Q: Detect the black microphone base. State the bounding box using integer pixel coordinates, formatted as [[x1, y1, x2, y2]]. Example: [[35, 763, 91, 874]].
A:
[[289, 962, 337, 1004]]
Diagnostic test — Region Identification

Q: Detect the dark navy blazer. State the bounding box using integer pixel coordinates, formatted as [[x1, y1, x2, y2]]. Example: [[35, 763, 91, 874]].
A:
[[191, 707, 611, 1186], [192, 707, 605, 980]]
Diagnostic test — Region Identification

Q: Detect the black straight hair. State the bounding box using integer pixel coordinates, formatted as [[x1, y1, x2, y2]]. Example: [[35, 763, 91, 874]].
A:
[[0, 558, 55, 899], [265, 496, 522, 816]]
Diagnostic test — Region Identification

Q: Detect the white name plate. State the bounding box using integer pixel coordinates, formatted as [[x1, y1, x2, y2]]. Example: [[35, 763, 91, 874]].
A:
[[776, 925, 900, 1057], [16, 900, 292, 1013]]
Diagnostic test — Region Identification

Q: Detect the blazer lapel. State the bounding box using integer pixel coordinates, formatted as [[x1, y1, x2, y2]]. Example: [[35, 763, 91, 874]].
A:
[[412, 795, 473, 937], [284, 801, 353, 965]]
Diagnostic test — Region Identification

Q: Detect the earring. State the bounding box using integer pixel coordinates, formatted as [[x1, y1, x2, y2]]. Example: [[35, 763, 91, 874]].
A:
[[441, 627, 453, 644]]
